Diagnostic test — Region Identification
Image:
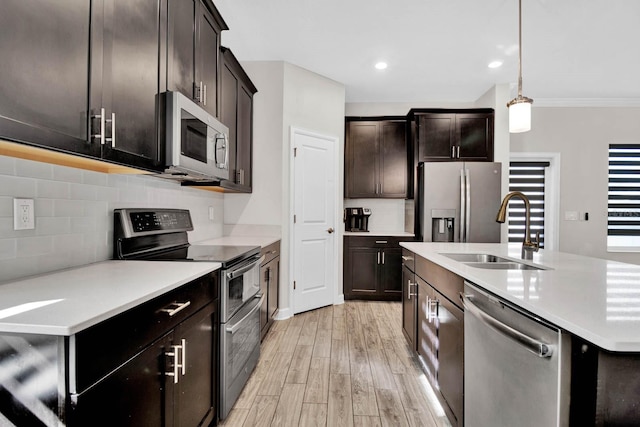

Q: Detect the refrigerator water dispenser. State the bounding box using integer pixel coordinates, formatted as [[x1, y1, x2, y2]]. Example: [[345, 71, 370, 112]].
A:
[[431, 209, 455, 242]]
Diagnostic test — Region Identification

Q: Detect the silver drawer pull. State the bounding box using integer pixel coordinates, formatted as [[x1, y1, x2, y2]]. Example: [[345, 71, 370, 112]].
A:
[[401, 255, 413, 261], [160, 301, 191, 317], [375, 240, 388, 244]]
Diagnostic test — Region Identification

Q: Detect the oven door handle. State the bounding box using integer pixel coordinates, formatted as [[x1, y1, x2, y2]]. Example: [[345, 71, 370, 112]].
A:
[[226, 255, 264, 280], [226, 293, 264, 335]]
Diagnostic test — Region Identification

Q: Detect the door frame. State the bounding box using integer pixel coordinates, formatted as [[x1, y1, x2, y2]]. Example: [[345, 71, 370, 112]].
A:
[[289, 126, 343, 314]]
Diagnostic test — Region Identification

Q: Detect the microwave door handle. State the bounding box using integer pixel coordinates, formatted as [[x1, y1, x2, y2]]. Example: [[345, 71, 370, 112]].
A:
[[224, 133, 229, 169]]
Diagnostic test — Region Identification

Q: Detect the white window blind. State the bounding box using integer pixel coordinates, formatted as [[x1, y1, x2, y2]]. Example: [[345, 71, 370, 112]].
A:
[[508, 161, 549, 248], [608, 144, 640, 250]]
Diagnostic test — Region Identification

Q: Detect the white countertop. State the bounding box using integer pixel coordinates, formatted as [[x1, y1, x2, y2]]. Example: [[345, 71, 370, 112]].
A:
[[401, 242, 640, 352], [194, 235, 280, 247], [0, 261, 221, 336]]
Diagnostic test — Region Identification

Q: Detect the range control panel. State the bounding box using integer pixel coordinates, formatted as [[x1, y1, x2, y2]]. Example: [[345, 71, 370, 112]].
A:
[[115, 209, 194, 238]]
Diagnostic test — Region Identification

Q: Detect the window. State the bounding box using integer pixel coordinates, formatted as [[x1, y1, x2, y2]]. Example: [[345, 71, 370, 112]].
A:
[[608, 144, 640, 251], [508, 161, 550, 248]]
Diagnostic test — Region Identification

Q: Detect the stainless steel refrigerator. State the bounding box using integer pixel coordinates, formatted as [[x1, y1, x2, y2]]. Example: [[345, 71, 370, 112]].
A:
[[417, 162, 502, 243]]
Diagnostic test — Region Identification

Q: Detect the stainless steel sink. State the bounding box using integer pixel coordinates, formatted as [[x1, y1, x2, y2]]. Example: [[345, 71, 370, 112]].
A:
[[441, 253, 511, 263], [465, 262, 546, 271]]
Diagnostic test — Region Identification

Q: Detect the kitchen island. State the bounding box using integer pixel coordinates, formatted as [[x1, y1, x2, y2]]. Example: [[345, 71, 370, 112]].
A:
[[401, 242, 640, 426]]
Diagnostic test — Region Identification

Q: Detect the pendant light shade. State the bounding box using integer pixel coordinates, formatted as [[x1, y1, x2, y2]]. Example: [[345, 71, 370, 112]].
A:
[[507, 0, 533, 133]]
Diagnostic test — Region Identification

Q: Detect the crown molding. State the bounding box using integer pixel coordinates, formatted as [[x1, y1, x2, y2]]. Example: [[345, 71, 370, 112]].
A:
[[533, 98, 640, 107]]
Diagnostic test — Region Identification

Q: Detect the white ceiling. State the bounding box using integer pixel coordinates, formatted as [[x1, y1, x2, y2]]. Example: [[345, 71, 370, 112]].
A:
[[214, 0, 640, 105]]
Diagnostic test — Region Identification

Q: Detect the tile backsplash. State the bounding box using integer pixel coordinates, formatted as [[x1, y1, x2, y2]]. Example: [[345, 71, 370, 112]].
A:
[[0, 155, 224, 283]]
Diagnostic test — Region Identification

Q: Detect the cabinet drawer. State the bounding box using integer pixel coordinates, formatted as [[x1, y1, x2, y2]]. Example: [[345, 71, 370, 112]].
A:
[[402, 249, 415, 273], [345, 235, 414, 248], [72, 271, 218, 393], [415, 256, 463, 310], [261, 241, 280, 265]]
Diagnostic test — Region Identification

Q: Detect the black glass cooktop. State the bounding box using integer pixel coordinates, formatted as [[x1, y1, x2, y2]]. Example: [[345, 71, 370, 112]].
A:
[[141, 244, 260, 268]]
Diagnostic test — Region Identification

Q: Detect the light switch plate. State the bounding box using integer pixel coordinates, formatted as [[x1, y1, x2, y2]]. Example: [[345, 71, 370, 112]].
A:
[[14, 198, 35, 230]]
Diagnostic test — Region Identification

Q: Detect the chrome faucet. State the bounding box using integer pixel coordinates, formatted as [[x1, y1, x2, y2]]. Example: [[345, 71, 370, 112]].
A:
[[496, 191, 539, 260]]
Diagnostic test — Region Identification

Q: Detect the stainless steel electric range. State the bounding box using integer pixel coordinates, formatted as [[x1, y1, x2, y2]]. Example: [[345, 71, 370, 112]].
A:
[[114, 208, 262, 420]]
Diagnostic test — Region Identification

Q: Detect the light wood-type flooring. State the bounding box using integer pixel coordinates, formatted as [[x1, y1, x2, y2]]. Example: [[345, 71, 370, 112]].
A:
[[219, 300, 452, 427]]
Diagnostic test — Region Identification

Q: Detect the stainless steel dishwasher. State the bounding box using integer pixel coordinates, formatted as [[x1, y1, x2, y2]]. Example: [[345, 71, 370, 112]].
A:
[[461, 281, 571, 427]]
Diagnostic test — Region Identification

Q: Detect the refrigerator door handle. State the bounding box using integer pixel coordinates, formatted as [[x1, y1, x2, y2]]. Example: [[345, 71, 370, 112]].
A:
[[460, 168, 466, 242], [465, 168, 471, 242]]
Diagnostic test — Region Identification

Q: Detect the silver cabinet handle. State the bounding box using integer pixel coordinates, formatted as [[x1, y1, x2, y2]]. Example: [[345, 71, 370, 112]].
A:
[[460, 293, 554, 358], [180, 338, 186, 376], [451, 146, 455, 158], [203, 83, 207, 106], [160, 301, 191, 317], [377, 251, 381, 264], [91, 107, 105, 145], [226, 294, 264, 334], [375, 240, 388, 244], [105, 112, 116, 148], [407, 280, 417, 300], [457, 145, 460, 158], [382, 251, 385, 264], [199, 81, 204, 103], [401, 255, 413, 262], [166, 343, 182, 384], [426, 296, 431, 322]]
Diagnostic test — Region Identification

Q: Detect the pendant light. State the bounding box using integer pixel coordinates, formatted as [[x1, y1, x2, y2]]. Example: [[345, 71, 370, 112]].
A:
[[507, 0, 533, 133]]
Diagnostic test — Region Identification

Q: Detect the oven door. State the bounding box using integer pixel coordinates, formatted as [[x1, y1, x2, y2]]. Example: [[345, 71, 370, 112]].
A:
[[221, 255, 262, 321], [219, 293, 263, 420]]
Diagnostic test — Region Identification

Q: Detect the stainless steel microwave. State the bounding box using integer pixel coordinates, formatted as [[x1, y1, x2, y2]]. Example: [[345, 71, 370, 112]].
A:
[[164, 91, 229, 181]]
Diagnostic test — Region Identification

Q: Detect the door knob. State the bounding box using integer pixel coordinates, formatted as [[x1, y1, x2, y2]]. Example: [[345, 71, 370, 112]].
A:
[[327, 227, 334, 234]]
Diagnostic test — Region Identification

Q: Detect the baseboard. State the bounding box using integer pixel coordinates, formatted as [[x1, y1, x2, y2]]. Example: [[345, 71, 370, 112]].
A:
[[335, 294, 345, 305], [274, 307, 292, 320]]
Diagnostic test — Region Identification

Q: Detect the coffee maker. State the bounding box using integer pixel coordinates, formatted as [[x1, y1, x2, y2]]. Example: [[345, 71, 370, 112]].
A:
[[344, 207, 371, 232]]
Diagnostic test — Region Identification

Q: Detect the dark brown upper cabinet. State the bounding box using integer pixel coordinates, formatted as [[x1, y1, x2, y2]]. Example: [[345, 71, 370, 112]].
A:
[[345, 118, 409, 199], [0, 0, 98, 158], [219, 47, 258, 192], [168, 0, 228, 119], [92, 0, 166, 170], [410, 109, 494, 162]]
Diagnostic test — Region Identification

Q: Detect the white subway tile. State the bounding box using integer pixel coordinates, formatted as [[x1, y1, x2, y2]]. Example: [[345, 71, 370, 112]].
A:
[[82, 170, 108, 186], [36, 217, 71, 236], [98, 186, 119, 203], [35, 199, 54, 217], [0, 257, 37, 282], [84, 200, 108, 218], [54, 199, 85, 217], [15, 159, 53, 180], [52, 164, 83, 183], [0, 155, 16, 176], [70, 183, 98, 201], [53, 234, 84, 253], [0, 175, 37, 197], [37, 180, 70, 199], [17, 236, 53, 257], [70, 216, 97, 233], [0, 197, 13, 217], [0, 239, 16, 260], [107, 174, 129, 188], [0, 218, 37, 239]]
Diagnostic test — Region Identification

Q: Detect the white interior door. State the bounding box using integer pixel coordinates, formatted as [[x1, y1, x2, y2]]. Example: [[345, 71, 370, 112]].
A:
[[292, 128, 336, 314]]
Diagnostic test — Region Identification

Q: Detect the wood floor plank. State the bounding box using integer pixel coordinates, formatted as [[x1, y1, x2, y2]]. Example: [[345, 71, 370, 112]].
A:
[[383, 338, 412, 374], [330, 338, 350, 374], [354, 415, 382, 427], [271, 383, 306, 427], [242, 395, 279, 427], [393, 374, 439, 427], [290, 312, 307, 328], [375, 388, 410, 427], [278, 325, 302, 354], [299, 403, 328, 427], [257, 351, 294, 396], [304, 357, 330, 404], [218, 408, 249, 427], [233, 356, 270, 409], [368, 346, 397, 390], [327, 373, 354, 427], [317, 306, 334, 330], [351, 359, 378, 416], [271, 317, 291, 332], [298, 317, 319, 346], [286, 344, 313, 384], [312, 328, 332, 358], [260, 329, 286, 362], [332, 315, 346, 340]]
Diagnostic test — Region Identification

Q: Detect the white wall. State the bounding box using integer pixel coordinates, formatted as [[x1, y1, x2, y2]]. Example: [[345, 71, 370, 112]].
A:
[[344, 198, 406, 233], [511, 107, 640, 264], [224, 61, 345, 318], [0, 154, 224, 283]]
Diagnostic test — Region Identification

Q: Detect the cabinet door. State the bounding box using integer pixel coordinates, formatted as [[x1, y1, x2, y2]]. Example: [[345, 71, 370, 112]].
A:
[[344, 246, 379, 298], [402, 265, 417, 351], [417, 278, 438, 385], [96, 0, 162, 169], [196, 3, 220, 117], [173, 302, 216, 427], [380, 121, 408, 197], [72, 332, 172, 427], [436, 294, 464, 427], [268, 257, 280, 320], [456, 113, 493, 161], [417, 114, 455, 161], [259, 262, 270, 338], [380, 247, 402, 296], [0, 0, 97, 157], [345, 122, 379, 198], [168, 0, 197, 101], [236, 84, 253, 188], [220, 59, 239, 183]]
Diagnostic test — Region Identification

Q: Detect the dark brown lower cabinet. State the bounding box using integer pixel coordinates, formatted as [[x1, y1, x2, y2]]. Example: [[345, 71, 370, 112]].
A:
[[260, 241, 280, 340], [344, 236, 413, 300], [401, 262, 417, 351]]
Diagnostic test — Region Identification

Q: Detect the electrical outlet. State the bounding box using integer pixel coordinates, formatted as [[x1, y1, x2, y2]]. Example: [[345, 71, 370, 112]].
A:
[[14, 198, 35, 230], [208, 206, 215, 221]]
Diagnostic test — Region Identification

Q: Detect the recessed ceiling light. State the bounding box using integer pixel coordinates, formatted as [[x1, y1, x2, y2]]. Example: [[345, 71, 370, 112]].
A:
[[488, 60, 503, 69], [375, 62, 388, 70]]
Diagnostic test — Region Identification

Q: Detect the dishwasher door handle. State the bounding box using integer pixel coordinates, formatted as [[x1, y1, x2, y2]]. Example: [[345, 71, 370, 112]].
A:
[[460, 292, 554, 358]]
